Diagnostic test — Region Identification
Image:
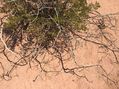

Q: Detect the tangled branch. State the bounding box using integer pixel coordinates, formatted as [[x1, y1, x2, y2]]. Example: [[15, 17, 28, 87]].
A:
[[0, 0, 119, 88]]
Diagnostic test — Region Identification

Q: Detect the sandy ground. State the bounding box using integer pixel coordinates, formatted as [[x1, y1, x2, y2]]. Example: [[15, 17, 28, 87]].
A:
[[0, 0, 119, 89]]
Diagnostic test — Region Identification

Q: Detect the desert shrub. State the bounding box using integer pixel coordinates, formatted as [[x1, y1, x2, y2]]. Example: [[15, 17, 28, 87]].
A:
[[0, 0, 100, 51], [0, 0, 106, 80]]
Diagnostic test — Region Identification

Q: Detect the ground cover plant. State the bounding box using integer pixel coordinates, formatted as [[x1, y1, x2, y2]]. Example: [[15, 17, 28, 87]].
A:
[[0, 1, 119, 88]]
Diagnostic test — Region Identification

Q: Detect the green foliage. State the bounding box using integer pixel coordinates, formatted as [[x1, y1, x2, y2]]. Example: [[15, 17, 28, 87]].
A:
[[0, 0, 100, 50]]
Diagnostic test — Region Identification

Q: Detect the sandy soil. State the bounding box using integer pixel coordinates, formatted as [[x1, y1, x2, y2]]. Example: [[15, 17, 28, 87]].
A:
[[0, 0, 119, 89]]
